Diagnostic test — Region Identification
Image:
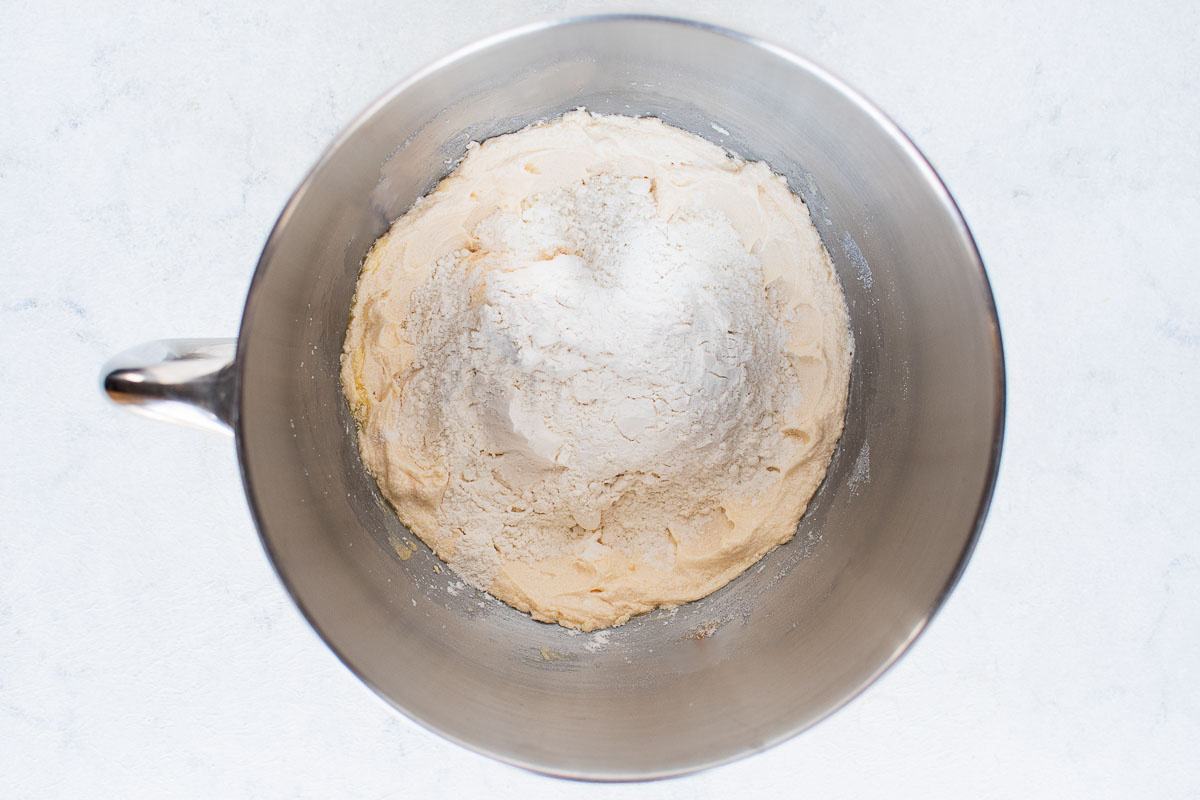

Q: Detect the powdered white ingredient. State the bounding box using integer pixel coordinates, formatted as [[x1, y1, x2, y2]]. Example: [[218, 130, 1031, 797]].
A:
[[396, 174, 796, 588]]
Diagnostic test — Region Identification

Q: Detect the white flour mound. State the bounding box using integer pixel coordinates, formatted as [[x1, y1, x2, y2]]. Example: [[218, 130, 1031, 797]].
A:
[[397, 174, 795, 586], [343, 110, 853, 631]]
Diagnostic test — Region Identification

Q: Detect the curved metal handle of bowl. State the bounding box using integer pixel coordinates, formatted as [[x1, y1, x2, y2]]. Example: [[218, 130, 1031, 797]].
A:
[[101, 339, 237, 434]]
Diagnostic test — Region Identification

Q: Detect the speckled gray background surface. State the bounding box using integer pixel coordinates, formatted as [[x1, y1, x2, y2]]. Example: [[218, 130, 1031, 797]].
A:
[[2, 0, 1197, 796]]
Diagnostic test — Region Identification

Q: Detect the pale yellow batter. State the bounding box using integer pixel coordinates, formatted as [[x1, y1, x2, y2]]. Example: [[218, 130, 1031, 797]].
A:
[[342, 111, 851, 631]]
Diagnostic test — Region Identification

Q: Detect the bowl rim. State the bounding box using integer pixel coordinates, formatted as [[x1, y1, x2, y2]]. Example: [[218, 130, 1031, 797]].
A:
[[234, 12, 1007, 782]]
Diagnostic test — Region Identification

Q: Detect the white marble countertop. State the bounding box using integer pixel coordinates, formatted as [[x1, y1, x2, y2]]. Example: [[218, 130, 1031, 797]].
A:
[[2, 0, 1197, 796]]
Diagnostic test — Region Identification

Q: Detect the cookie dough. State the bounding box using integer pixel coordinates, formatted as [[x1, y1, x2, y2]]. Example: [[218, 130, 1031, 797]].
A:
[[342, 110, 851, 631]]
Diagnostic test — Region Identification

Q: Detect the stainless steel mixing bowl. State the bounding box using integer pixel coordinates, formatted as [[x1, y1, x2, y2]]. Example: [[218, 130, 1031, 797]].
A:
[[102, 15, 1004, 780]]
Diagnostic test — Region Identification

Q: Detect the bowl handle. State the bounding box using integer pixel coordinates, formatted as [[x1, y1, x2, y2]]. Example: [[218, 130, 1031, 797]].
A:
[[100, 339, 237, 434]]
